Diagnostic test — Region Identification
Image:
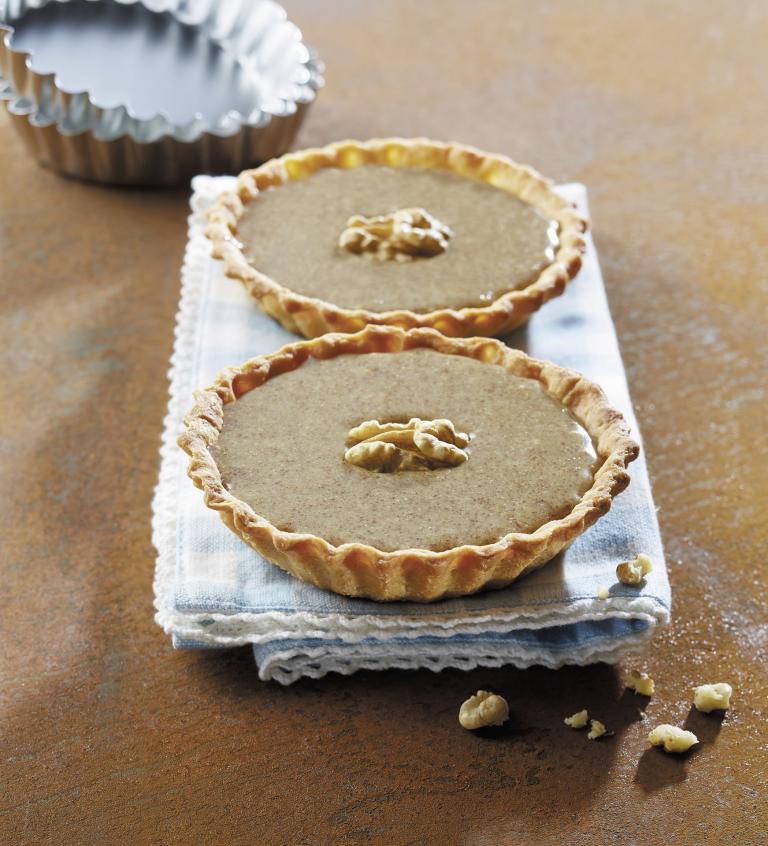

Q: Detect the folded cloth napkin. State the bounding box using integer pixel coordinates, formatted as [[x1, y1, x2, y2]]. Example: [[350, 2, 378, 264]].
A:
[[153, 176, 671, 685]]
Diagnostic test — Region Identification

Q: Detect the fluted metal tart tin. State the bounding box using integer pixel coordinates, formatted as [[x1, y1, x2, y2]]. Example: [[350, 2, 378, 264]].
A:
[[0, 0, 323, 185]]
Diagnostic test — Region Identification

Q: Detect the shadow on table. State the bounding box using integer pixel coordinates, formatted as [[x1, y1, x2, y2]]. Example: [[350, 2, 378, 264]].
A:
[[187, 648, 651, 835]]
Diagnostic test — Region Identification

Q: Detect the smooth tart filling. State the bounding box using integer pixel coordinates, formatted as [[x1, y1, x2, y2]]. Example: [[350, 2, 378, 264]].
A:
[[237, 165, 558, 313], [213, 349, 597, 552]]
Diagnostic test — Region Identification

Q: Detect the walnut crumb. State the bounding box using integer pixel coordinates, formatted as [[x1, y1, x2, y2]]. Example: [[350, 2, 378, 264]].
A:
[[587, 719, 608, 740], [648, 724, 699, 753], [627, 670, 655, 697], [564, 709, 589, 729], [596, 585, 610, 600], [693, 682, 732, 713], [616, 553, 654, 586], [459, 690, 509, 730]]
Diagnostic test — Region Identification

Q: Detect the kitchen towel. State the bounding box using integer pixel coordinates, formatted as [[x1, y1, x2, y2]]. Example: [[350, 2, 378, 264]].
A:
[[152, 176, 670, 684]]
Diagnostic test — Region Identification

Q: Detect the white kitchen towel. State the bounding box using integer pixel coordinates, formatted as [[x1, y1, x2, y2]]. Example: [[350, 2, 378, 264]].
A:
[[152, 176, 670, 685]]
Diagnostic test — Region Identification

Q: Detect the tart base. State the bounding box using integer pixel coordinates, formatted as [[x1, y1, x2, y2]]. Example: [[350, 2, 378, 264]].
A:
[[179, 326, 639, 602], [205, 138, 587, 339]]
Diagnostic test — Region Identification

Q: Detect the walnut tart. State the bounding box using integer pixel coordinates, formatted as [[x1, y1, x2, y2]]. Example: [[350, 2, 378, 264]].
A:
[[179, 326, 639, 602], [205, 138, 587, 338]]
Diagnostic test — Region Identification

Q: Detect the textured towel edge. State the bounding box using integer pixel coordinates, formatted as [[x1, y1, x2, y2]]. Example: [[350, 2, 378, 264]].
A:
[[152, 202, 209, 635], [160, 597, 669, 647], [254, 625, 656, 685]]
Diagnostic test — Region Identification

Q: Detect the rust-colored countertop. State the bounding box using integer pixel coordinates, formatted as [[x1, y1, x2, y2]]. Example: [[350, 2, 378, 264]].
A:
[[1, 2, 766, 843]]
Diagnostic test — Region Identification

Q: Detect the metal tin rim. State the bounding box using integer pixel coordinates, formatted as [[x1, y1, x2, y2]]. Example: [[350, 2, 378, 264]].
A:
[[0, 0, 324, 145]]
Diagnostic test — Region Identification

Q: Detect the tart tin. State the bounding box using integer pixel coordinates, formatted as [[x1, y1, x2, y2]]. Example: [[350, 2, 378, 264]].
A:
[[0, 0, 323, 185]]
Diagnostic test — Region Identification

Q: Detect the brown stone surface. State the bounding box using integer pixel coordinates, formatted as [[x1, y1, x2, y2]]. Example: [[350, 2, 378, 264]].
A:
[[1, 1, 766, 843]]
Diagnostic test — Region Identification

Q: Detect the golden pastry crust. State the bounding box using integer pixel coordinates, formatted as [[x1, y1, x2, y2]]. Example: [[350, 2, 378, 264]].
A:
[[204, 138, 587, 339], [178, 325, 639, 602]]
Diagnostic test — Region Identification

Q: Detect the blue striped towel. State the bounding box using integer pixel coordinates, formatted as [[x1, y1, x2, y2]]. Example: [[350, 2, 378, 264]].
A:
[[152, 176, 670, 684]]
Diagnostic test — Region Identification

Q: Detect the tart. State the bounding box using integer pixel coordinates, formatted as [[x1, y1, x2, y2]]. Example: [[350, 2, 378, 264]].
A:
[[205, 138, 587, 339], [179, 326, 639, 602]]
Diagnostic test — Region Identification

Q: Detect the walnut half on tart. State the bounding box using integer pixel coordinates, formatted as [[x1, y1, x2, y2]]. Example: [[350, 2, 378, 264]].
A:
[[205, 138, 587, 339], [178, 326, 639, 602]]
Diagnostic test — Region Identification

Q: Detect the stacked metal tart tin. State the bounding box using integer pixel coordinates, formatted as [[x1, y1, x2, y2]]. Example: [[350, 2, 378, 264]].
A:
[[0, 0, 323, 185]]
